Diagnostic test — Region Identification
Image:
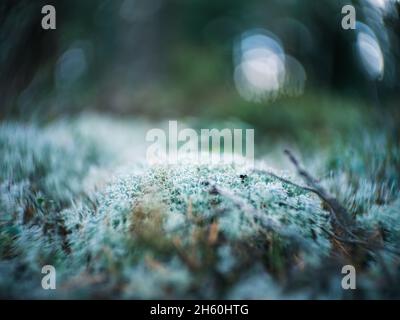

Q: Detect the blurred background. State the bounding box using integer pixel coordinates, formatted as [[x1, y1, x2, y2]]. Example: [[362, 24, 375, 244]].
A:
[[0, 0, 399, 140]]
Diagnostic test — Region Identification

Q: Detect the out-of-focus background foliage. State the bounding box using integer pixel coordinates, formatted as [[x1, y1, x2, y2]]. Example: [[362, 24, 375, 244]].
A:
[[1, 0, 399, 131]]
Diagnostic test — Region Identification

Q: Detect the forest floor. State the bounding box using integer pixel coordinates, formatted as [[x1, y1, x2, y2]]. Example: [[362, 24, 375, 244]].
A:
[[1, 105, 400, 299]]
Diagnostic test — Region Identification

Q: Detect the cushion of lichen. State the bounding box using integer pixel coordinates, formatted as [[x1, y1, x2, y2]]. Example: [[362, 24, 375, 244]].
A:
[[64, 164, 331, 297], [0, 115, 399, 299]]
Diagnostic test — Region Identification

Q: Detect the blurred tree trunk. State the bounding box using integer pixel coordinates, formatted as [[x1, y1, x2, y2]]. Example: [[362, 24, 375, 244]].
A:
[[0, 0, 58, 119]]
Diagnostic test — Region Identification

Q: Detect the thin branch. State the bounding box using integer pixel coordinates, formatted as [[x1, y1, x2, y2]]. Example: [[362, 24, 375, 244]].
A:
[[211, 185, 313, 252], [280, 150, 400, 259], [253, 166, 357, 240], [283, 149, 353, 230]]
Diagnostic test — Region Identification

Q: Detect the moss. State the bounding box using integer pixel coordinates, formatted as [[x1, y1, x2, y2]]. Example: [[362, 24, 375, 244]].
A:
[[0, 114, 399, 298]]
